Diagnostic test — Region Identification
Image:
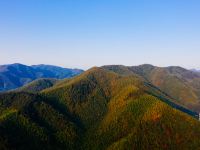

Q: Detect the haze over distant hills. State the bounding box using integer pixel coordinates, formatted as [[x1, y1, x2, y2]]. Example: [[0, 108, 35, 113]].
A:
[[0, 63, 83, 92], [191, 69, 200, 72]]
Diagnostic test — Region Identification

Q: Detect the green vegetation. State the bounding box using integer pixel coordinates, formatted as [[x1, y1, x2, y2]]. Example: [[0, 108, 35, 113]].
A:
[[15, 78, 58, 93], [0, 67, 200, 149], [0, 92, 81, 150], [103, 64, 200, 112]]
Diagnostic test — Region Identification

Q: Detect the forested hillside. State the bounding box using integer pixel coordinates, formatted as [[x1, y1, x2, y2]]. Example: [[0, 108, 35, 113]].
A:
[[103, 64, 200, 112], [0, 67, 200, 150]]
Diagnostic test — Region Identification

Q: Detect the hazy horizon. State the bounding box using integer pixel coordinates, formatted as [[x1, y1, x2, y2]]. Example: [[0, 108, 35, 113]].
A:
[[1, 0, 200, 69], [0, 62, 199, 71]]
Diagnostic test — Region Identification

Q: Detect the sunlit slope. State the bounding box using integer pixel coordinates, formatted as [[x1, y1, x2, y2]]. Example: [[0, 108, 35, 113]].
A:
[[85, 94, 200, 150], [103, 65, 200, 112], [43, 67, 200, 150]]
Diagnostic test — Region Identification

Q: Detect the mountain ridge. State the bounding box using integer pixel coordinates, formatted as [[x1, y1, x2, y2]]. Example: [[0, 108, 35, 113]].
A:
[[102, 64, 200, 112], [1, 66, 200, 149], [0, 63, 83, 92]]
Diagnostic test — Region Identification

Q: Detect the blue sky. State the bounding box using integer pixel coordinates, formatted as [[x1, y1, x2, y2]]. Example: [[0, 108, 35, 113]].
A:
[[0, 0, 200, 69]]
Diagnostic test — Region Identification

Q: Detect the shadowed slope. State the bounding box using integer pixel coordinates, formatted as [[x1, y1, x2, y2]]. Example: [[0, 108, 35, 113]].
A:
[[0, 92, 82, 150]]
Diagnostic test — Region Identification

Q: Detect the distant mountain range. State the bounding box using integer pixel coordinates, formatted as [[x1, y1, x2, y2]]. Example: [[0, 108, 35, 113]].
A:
[[0, 63, 83, 92], [191, 69, 200, 72], [1, 65, 200, 149]]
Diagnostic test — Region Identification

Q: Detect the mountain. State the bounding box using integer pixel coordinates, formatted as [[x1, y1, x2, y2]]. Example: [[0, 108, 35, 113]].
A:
[[31, 64, 83, 79], [0, 63, 83, 92], [0, 67, 200, 149], [14, 78, 58, 93], [103, 64, 200, 112], [191, 69, 200, 72]]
